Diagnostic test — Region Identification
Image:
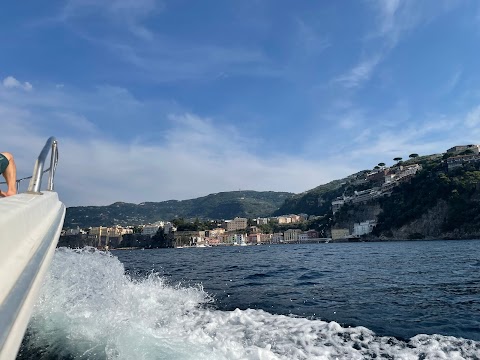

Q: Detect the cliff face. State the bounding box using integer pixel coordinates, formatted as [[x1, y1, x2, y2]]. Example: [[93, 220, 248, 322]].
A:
[[334, 204, 382, 234], [389, 200, 448, 239], [334, 198, 480, 240], [330, 157, 480, 240]]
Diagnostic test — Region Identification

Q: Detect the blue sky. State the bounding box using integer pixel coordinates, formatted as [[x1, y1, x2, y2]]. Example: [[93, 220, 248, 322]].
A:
[[2, 0, 480, 207]]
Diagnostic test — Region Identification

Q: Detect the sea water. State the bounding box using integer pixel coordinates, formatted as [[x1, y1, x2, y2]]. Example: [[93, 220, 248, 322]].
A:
[[18, 241, 480, 359]]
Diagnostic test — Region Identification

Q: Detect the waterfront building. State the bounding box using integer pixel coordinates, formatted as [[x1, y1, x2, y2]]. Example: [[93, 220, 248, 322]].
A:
[[64, 226, 82, 236], [247, 233, 263, 244], [205, 228, 225, 237], [206, 237, 220, 246], [89, 226, 125, 247], [353, 220, 377, 236], [272, 233, 283, 243], [298, 233, 309, 241], [163, 222, 177, 234], [227, 233, 246, 245], [173, 231, 206, 247], [283, 229, 302, 243], [331, 228, 350, 240], [217, 233, 230, 245], [143, 224, 161, 237]]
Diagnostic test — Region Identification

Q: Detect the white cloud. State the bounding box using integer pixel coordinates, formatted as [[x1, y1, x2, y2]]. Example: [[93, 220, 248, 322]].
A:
[[2, 76, 33, 91], [334, 54, 382, 88], [465, 105, 480, 127], [3, 78, 477, 208], [0, 82, 353, 207], [335, 1, 460, 90], [374, 0, 403, 43], [54, 112, 97, 134]]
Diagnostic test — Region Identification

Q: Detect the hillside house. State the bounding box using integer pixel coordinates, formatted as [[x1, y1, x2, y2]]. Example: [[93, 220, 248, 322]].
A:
[[446, 154, 480, 171], [446, 144, 480, 155]]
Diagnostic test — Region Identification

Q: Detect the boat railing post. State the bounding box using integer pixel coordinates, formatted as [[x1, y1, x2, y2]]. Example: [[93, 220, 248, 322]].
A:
[[27, 137, 58, 194], [47, 140, 58, 191]]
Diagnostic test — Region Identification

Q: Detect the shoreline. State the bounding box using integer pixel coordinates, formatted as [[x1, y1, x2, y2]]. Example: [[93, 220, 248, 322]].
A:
[[103, 237, 480, 251]]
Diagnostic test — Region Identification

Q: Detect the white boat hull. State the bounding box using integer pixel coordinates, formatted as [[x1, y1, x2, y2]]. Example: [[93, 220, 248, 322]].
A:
[[0, 191, 65, 360]]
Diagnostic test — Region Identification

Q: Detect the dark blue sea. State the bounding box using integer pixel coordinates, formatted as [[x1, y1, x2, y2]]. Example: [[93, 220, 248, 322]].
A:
[[18, 240, 480, 359]]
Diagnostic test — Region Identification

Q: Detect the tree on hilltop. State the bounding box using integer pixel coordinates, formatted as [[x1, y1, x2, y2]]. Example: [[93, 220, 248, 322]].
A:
[[409, 153, 419, 159]]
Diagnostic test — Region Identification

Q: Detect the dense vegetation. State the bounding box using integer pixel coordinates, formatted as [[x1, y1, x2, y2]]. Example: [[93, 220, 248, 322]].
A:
[[272, 179, 347, 216], [373, 157, 480, 237], [64, 191, 293, 228]]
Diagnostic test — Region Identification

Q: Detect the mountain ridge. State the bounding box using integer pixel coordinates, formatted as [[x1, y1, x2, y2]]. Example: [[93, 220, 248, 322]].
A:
[[64, 190, 293, 228]]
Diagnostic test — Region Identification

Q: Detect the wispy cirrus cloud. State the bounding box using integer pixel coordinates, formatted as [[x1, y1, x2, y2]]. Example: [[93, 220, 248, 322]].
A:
[[334, 54, 383, 89], [295, 19, 331, 56], [334, 0, 460, 90], [110, 41, 277, 82], [60, 0, 162, 40], [53, 0, 280, 83]]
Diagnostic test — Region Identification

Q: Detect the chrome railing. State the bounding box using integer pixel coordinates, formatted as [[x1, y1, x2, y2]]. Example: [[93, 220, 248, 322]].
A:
[[0, 137, 59, 193], [27, 137, 59, 193]]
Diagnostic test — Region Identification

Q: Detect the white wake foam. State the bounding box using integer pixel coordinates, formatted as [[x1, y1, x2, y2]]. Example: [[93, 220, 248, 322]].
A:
[[21, 248, 480, 360]]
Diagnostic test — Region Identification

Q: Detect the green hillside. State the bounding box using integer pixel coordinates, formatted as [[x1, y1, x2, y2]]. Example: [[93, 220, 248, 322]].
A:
[[64, 190, 293, 228], [272, 171, 370, 216]]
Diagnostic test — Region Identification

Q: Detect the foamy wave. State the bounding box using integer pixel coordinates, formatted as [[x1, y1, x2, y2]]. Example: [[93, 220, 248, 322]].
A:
[[20, 248, 480, 360]]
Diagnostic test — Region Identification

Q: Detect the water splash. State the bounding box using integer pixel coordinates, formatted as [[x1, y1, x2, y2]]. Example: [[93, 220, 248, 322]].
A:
[[19, 248, 480, 359]]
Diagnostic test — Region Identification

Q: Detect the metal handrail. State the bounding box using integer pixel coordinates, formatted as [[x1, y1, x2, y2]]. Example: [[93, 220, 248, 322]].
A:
[[27, 137, 59, 194], [0, 169, 51, 191]]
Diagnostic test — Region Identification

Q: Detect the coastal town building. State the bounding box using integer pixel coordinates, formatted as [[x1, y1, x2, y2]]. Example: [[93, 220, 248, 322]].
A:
[[142, 224, 161, 237], [332, 199, 345, 214], [232, 233, 247, 245], [331, 228, 349, 240], [277, 216, 292, 224], [173, 231, 206, 247], [283, 229, 302, 243], [272, 233, 284, 243], [62, 226, 84, 236], [353, 220, 377, 237], [255, 217, 269, 225], [247, 233, 262, 244], [224, 217, 248, 231], [205, 228, 225, 237], [332, 163, 422, 214], [298, 233, 308, 241], [163, 222, 176, 234], [277, 214, 304, 224], [88, 226, 129, 247]]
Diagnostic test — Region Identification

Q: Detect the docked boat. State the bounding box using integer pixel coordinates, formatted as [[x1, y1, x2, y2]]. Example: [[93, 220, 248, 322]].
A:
[[0, 137, 65, 360]]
